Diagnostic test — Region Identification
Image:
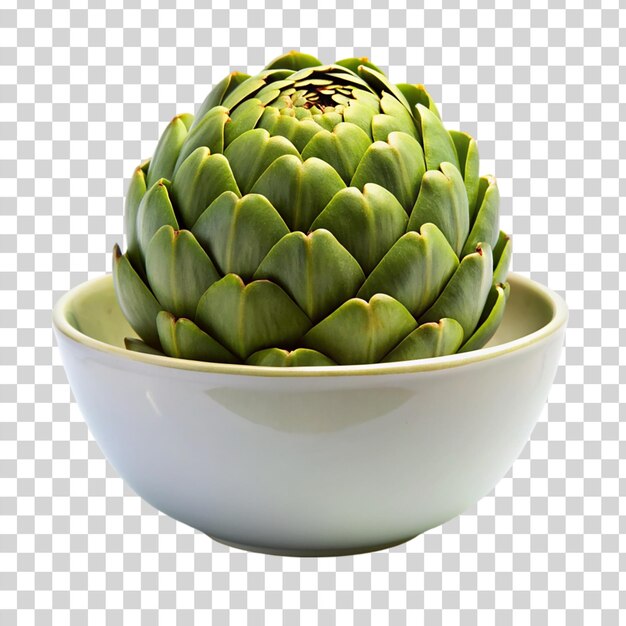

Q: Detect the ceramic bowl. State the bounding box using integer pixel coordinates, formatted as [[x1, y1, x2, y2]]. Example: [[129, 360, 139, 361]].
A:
[[52, 272, 566, 557]]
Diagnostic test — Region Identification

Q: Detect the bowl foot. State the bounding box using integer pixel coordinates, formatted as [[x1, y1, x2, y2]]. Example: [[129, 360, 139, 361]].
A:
[[206, 533, 420, 557]]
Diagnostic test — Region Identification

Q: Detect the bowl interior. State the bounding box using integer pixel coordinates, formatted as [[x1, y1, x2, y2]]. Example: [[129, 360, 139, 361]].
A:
[[63, 275, 135, 349], [54, 271, 565, 376]]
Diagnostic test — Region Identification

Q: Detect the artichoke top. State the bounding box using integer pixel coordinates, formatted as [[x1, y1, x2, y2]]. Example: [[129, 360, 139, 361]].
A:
[[113, 51, 512, 367]]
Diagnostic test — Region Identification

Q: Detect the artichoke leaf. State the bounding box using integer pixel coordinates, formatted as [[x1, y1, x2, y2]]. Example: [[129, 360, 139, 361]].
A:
[[147, 113, 194, 187], [280, 66, 315, 82], [343, 100, 377, 138], [356, 65, 414, 115], [459, 282, 510, 353], [112, 244, 162, 349], [372, 114, 415, 142], [171, 148, 240, 228], [351, 131, 425, 213], [407, 161, 469, 257], [335, 57, 384, 75], [191, 72, 250, 128], [294, 106, 313, 120], [137, 179, 179, 253], [224, 98, 266, 145], [145, 225, 220, 320], [396, 83, 442, 120], [289, 65, 373, 92], [311, 111, 344, 132], [449, 130, 480, 218], [156, 311, 239, 363], [222, 69, 295, 110], [357, 223, 459, 318], [303, 294, 417, 365], [416, 104, 460, 171], [253, 78, 300, 106], [254, 229, 365, 323], [352, 88, 382, 110], [301, 122, 372, 184], [195, 274, 312, 360], [382, 318, 464, 362], [192, 191, 289, 281], [311, 183, 408, 274], [250, 155, 346, 232], [462, 175, 500, 257], [264, 51, 323, 71], [325, 68, 376, 91], [174, 106, 230, 171], [220, 76, 274, 110], [419, 243, 493, 340], [493, 231, 512, 284], [246, 347, 336, 367], [376, 91, 419, 139], [125, 160, 149, 275], [124, 337, 165, 356], [257, 107, 322, 152], [224, 128, 300, 194]]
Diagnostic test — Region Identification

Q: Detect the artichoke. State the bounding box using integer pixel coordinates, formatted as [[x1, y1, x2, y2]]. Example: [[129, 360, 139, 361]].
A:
[[113, 51, 512, 367]]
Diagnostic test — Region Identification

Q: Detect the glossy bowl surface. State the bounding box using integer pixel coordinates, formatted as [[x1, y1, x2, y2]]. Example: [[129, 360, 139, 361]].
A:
[[53, 273, 566, 556]]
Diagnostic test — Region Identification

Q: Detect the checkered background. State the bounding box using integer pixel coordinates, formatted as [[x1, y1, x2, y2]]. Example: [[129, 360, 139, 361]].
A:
[[1, 0, 623, 624]]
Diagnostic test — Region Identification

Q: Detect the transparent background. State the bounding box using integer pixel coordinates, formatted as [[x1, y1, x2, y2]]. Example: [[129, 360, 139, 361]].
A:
[[1, 1, 624, 624]]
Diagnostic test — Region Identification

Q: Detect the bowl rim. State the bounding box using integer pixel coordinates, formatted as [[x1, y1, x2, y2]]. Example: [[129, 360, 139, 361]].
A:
[[52, 272, 567, 378]]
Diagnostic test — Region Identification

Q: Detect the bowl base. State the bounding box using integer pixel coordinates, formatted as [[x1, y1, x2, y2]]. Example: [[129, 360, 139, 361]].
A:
[[207, 533, 420, 557]]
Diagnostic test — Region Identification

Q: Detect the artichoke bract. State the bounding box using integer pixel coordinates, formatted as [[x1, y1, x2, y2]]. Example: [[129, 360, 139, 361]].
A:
[[113, 51, 512, 367]]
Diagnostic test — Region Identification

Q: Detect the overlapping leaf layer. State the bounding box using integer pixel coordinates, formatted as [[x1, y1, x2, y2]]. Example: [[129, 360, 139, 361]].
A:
[[114, 52, 512, 366]]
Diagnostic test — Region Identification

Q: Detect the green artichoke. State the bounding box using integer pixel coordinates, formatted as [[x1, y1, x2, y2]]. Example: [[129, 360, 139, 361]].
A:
[[113, 51, 512, 367]]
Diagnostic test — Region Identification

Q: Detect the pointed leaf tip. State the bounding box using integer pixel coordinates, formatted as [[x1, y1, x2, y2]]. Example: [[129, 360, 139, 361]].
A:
[[250, 155, 346, 231], [112, 247, 162, 349], [145, 225, 220, 320], [303, 294, 417, 365], [459, 283, 509, 353], [224, 128, 300, 194], [419, 242, 493, 341], [171, 148, 240, 228], [147, 114, 194, 187], [493, 231, 512, 284], [124, 337, 165, 356], [351, 131, 425, 213], [357, 224, 459, 318], [311, 183, 408, 274], [408, 161, 469, 257], [246, 347, 336, 367], [196, 275, 312, 360], [301, 122, 372, 185], [156, 310, 239, 363], [192, 191, 289, 281], [254, 228, 365, 323], [383, 318, 464, 362], [416, 103, 459, 171], [462, 175, 500, 257]]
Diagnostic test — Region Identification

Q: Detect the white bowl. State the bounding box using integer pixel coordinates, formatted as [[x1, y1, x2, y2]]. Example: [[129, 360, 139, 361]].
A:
[[52, 273, 566, 557]]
